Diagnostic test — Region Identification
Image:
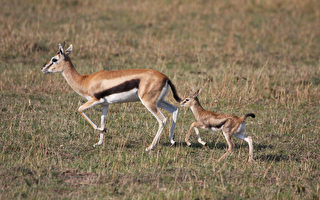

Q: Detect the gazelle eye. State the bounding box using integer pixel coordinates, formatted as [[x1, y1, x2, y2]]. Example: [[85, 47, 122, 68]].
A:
[[52, 58, 58, 62], [185, 99, 189, 102]]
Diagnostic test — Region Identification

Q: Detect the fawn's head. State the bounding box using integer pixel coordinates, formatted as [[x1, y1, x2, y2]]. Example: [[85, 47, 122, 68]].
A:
[[180, 89, 201, 107], [41, 43, 73, 74]]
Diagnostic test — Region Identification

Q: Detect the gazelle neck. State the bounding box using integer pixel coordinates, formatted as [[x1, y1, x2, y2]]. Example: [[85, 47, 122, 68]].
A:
[[61, 59, 86, 97], [190, 99, 206, 120]]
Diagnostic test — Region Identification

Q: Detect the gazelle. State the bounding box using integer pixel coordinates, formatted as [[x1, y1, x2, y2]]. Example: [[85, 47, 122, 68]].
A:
[[41, 43, 181, 151], [180, 89, 256, 162]]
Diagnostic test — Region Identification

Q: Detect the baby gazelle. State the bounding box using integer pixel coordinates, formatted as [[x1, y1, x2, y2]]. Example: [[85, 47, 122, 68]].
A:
[[180, 90, 256, 162]]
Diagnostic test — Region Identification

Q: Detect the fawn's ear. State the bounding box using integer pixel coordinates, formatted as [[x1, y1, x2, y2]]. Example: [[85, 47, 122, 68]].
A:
[[193, 89, 202, 97]]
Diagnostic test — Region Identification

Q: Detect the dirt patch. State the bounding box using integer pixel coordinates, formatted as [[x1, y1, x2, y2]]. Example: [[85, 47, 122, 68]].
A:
[[58, 169, 99, 186]]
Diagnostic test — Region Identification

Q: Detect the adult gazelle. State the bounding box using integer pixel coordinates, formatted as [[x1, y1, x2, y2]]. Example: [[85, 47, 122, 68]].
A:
[[42, 43, 181, 151]]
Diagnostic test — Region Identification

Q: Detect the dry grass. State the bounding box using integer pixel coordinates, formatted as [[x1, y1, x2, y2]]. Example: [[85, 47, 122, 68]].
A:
[[0, 0, 319, 199]]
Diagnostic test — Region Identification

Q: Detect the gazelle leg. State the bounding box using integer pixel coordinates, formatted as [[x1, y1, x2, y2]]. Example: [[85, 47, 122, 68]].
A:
[[234, 131, 254, 162], [159, 101, 178, 145], [194, 127, 206, 146], [78, 99, 102, 130], [218, 131, 233, 162], [140, 99, 167, 151], [146, 107, 167, 151], [93, 104, 109, 147]]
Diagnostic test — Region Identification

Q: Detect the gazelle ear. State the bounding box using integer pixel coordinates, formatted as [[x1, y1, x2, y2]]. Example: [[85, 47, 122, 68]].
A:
[[65, 44, 72, 55], [58, 43, 64, 55], [193, 89, 201, 97]]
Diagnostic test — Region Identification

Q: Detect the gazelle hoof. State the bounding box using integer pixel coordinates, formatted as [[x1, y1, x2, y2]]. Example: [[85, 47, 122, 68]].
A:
[[186, 142, 192, 147], [145, 147, 153, 152], [170, 140, 176, 146], [93, 142, 102, 147], [95, 127, 105, 131], [198, 139, 206, 146]]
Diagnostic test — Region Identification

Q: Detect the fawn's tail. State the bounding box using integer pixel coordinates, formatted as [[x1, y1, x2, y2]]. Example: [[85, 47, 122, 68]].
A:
[[240, 113, 256, 122], [245, 113, 256, 119]]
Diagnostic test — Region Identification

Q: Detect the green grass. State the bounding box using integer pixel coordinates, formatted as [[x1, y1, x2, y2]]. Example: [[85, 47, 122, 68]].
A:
[[0, 0, 319, 199]]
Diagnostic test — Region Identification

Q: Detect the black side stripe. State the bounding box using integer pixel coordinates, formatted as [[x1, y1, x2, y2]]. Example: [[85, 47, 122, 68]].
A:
[[94, 79, 140, 99]]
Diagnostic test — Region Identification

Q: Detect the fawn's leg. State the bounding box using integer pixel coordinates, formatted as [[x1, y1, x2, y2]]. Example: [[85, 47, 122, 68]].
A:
[[218, 131, 234, 162], [194, 127, 206, 146], [185, 121, 203, 146], [234, 131, 254, 162]]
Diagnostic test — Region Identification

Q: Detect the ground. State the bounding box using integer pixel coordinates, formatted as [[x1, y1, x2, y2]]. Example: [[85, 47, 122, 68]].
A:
[[0, 0, 319, 199]]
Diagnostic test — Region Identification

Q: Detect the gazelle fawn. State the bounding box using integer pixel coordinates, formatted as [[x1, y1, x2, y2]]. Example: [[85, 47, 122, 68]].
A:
[[41, 43, 181, 151], [180, 89, 255, 162]]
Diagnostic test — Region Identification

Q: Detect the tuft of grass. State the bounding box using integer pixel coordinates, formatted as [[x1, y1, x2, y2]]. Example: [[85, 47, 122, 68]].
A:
[[0, 0, 319, 199]]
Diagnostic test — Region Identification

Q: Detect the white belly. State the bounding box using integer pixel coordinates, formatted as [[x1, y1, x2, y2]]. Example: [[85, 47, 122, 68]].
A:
[[102, 88, 139, 104], [211, 127, 220, 132]]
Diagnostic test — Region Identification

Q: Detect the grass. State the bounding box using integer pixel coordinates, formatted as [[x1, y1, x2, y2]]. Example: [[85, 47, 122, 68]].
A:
[[0, 0, 319, 199]]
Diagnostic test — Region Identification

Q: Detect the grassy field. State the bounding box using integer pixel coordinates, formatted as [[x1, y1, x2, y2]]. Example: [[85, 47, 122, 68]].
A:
[[0, 0, 319, 199]]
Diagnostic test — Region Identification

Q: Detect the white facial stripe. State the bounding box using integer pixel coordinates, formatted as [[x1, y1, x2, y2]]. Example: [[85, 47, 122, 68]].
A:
[[45, 62, 53, 68], [42, 55, 61, 73]]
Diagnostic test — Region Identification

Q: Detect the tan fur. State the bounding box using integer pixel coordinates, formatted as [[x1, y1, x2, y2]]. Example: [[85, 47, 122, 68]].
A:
[[181, 89, 255, 162], [42, 44, 181, 150], [56, 62, 169, 99]]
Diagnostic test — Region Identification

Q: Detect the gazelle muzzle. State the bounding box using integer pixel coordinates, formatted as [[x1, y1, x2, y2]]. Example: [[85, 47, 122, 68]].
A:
[[41, 62, 53, 73]]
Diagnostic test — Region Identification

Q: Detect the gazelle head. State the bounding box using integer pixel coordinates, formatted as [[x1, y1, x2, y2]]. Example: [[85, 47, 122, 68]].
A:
[[41, 43, 73, 74], [180, 89, 201, 107]]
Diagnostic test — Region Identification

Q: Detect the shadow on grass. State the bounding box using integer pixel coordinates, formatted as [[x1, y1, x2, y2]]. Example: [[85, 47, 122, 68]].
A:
[[162, 141, 231, 149], [257, 154, 290, 162], [163, 141, 273, 150], [123, 143, 137, 149], [255, 144, 274, 151], [257, 153, 300, 162], [162, 142, 227, 149]]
